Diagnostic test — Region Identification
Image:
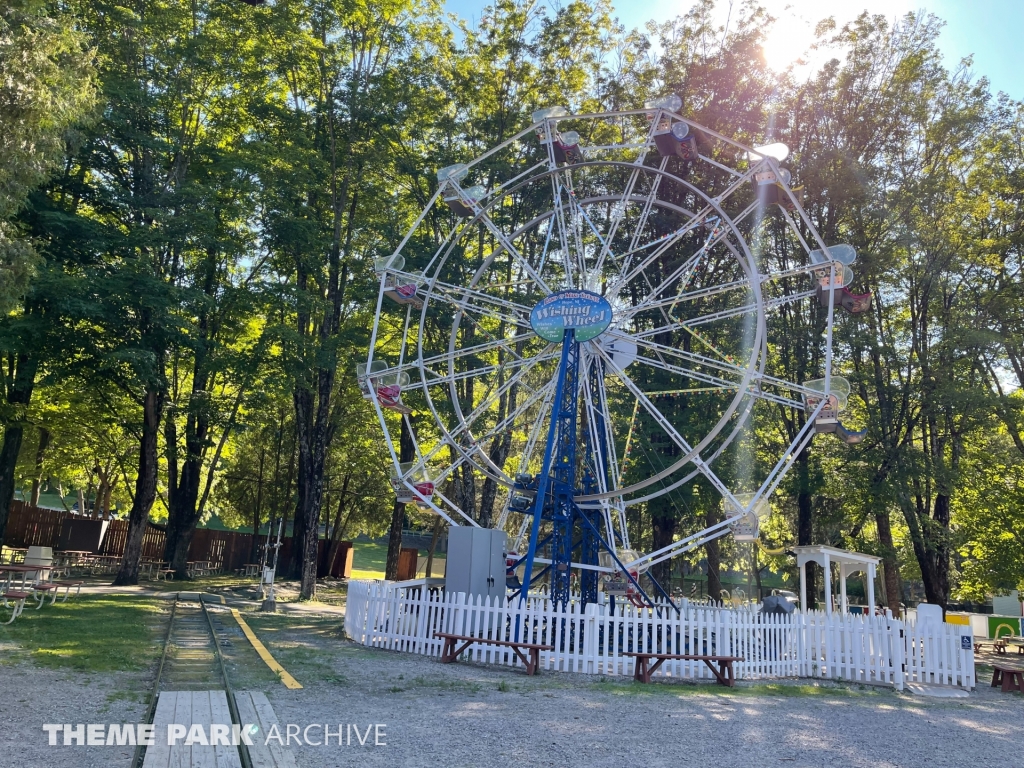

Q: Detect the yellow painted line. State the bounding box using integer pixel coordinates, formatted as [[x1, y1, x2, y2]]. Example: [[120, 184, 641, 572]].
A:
[[230, 608, 303, 689]]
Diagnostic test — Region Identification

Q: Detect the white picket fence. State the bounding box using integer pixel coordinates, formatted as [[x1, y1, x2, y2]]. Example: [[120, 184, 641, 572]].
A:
[[344, 580, 975, 691]]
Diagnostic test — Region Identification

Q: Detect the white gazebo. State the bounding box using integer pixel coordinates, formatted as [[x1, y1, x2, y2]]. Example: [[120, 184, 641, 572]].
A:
[[792, 545, 880, 615]]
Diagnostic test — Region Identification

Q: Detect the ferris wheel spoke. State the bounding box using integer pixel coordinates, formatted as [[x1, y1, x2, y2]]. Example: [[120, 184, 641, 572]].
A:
[[579, 356, 621, 500], [547, 176, 575, 287], [472, 207, 553, 294], [618, 228, 737, 318], [630, 351, 742, 391], [431, 289, 533, 332], [592, 162, 650, 276], [624, 155, 670, 257], [614, 332, 749, 380], [449, 345, 557, 437], [426, 276, 535, 317], [468, 377, 557, 449], [419, 332, 536, 370], [595, 344, 738, 503], [422, 351, 553, 385], [612, 208, 715, 294], [518, 377, 556, 475], [685, 289, 816, 327], [622, 278, 753, 327]]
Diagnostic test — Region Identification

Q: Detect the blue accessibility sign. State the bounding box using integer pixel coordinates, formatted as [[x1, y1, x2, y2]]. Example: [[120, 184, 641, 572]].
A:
[[530, 290, 613, 343]]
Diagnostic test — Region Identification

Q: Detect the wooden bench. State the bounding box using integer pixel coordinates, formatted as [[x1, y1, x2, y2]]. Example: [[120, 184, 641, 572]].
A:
[[157, 569, 175, 581], [2, 590, 31, 624], [433, 631, 554, 676], [623, 652, 745, 687], [991, 664, 1024, 693]]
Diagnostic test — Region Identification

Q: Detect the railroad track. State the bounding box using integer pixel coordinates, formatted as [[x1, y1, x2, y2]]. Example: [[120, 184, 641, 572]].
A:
[[133, 593, 253, 768]]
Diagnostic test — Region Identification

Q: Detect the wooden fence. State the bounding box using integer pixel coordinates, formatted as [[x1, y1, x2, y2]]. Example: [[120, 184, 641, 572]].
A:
[[4, 503, 258, 572], [345, 580, 976, 691]]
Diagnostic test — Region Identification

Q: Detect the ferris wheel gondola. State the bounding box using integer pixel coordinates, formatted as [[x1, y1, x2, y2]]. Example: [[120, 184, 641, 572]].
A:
[[363, 102, 868, 609]]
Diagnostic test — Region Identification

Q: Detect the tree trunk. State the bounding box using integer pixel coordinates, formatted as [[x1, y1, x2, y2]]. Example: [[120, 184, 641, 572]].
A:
[[796, 452, 816, 610], [322, 474, 350, 578], [164, 451, 204, 579], [0, 352, 38, 547], [651, 513, 676, 589], [425, 515, 443, 578], [385, 417, 414, 581], [288, 414, 308, 581], [103, 479, 115, 520], [113, 385, 163, 585], [29, 427, 50, 506], [705, 503, 722, 603], [874, 506, 902, 613], [251, 445, 266, 563]]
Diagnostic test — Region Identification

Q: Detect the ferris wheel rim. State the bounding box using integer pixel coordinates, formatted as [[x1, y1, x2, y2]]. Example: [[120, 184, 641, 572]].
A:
[[413, 160, 769, 501]]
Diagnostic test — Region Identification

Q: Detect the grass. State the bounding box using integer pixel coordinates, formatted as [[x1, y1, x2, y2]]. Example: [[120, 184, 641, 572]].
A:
[[350, 541, 445, 581], [241, 611, 350, 686], [0, 594, 164, 673]]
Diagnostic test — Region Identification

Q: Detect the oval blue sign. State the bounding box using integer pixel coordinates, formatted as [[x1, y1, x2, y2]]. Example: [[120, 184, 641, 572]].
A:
[[530, 290, 613, 343]]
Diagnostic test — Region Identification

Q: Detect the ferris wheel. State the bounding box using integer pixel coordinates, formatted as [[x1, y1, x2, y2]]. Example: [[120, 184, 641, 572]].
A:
[[359, 98, 871, 609]]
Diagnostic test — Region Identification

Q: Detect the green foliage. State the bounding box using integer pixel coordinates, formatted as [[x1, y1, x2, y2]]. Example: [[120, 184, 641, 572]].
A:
[[0, 0, 96, 312], [2, 0, 1024, 605], [953, 432, 1024, 600]]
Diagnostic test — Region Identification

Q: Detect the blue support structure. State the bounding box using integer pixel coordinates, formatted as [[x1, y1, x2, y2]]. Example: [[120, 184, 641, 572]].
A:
[[517, 331, 580, 608], [514, 325, 678, 615]]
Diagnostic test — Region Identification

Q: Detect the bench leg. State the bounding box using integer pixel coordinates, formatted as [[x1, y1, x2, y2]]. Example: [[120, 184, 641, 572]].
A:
[[719, 661, 735, 687], [702, 659, 728, 686], [1001, 671, 1022, 693], [633, 657, 646, 683], [440, 638, 455, 663], [992, 669, 1002, 688], [3, 598, 25, 624]]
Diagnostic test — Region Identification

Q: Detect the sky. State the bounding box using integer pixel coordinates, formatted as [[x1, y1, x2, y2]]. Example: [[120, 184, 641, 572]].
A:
[[445, 0, 1024, 101]]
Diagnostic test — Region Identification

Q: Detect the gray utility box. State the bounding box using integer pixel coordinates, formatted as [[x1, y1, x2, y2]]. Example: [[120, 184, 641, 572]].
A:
[[445, 527, 506, 603]]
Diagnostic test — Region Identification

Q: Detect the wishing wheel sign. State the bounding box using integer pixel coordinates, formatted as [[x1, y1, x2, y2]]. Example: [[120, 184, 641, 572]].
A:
[[361, 99, 869, 608]]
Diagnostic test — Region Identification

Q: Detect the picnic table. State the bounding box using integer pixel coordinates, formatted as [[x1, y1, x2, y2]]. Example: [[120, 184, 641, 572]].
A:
[[991, 664, 1024, 693], [0, 564, 56, 592], [56, 550, 92, 565], [0, 548, 27, 565], [242, 563, 261, 577], [187, 561, 216, 578], [140, 559, 168, 580], [433, 631, 554, 676], [623, 651, 745, 687]]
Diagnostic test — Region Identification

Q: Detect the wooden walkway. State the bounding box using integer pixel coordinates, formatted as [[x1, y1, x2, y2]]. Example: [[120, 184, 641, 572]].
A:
[[142, 690, 297, 768], [234, 690, 298, 768], [144, 690, 240, 768]]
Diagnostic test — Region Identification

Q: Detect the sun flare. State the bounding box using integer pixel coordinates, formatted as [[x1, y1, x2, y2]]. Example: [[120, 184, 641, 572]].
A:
[[760, 10, 814, 72]]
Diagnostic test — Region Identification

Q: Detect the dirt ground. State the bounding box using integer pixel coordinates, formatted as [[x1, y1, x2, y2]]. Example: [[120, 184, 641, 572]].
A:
[[3, 588, 1023, 768], [247, 610, 1023, 768]]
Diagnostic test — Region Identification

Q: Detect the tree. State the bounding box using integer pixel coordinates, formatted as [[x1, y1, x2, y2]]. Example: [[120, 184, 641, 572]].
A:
[[0, 0, 95, 547]]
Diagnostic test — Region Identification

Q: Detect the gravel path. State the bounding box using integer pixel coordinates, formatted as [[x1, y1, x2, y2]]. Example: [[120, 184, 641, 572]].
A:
[[259, 628, 1023, 768], [3, 592, 1021, 768], [0, 663, 149, 768]]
